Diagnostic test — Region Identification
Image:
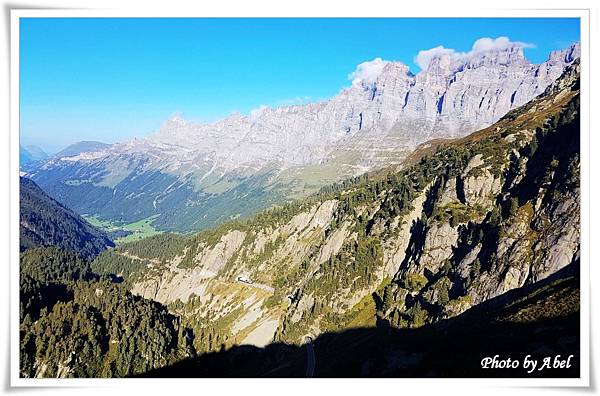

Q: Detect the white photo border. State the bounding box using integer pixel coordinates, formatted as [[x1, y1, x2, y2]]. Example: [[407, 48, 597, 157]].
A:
[[7, 6, 592, 390]]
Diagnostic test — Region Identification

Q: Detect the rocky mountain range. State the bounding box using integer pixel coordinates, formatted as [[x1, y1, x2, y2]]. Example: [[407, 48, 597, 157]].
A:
[[27, 41, 580, 233], [89, 61, 580, 352], [19, 56, 581, 378]]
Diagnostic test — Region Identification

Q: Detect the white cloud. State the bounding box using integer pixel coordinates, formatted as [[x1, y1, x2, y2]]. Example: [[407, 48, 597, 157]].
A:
[[471, 36, 534, 54], [414, 46, 458, 70], [414, 36, 535, 71], [348, 57, 391, 85], [249, 104, 269, 121]]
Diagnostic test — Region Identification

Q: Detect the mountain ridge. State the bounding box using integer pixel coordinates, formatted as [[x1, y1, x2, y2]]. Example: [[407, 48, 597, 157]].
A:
[[89, 61, 580, 352], [20, 177, 115, 259], [54, 140, 112, 159], [29, 42, 580, 233], [19, 59, 582, 379]]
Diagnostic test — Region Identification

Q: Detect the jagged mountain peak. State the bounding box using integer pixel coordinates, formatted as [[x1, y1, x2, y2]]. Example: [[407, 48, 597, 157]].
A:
[[548, 41, 581, 63], [166, 113, 188, 126], [423, 53, 456, 74], [151, 42, 580, 152], [418, 37, 539, 74], [463, 43, 529, 68], [349, 58, 413, 86]]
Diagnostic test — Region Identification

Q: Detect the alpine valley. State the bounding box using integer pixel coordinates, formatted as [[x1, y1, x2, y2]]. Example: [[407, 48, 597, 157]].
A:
[[19, 41, 581, 378]]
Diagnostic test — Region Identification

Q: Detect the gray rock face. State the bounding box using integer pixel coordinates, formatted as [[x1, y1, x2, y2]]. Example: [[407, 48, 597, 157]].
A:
[[410, 222, 458, 274], [142, 42, 579, 169]]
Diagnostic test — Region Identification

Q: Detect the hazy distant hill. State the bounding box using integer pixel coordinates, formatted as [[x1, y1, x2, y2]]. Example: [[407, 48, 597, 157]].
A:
[[19, 145, 34, 166], [54, 140, 111, 158], [24, 145, 48, 161]]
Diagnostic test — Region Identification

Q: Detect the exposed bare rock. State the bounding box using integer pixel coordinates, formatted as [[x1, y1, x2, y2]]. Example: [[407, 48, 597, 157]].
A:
[[193, 230, 247, 274], [383, 186, 429, 276], [417, 222, 459, 274], [316, 222, 351, 265], [438, 177, 460, 206], [529, 194, 580, 282], [241, 319, 279, 347], [291, 294, 315, 323]]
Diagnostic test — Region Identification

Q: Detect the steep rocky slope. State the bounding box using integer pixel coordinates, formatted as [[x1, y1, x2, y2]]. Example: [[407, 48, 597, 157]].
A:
[[91, 62, 580, 354], [30, 42, 580, 232], [140, 263, 580, 377]]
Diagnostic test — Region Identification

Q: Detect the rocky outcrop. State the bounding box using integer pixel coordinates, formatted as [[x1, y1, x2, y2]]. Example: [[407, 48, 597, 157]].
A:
[[381, 64, 581, 324], [192, 230, 246, 275]]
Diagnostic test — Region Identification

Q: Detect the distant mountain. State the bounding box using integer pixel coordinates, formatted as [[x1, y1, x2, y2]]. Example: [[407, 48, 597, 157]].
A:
[[23, 145, 48, 162], [20, 177, 114, 259], [54, 141, 111, 159], [30, 42, 580, 232], [19, 145, 34, 166], [20, 145, 49, 174]]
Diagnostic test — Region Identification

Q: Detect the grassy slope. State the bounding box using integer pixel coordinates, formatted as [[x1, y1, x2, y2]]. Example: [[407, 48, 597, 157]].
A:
[[84, 214, 163, 245]]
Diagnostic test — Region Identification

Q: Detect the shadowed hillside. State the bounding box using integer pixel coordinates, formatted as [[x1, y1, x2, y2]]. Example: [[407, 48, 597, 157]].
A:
[[140, 263, 579, 378], [20, 177, 114, 259]]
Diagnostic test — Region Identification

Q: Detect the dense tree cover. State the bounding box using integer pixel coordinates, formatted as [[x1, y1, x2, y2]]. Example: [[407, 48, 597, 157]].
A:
[[91, 249, 152, 280], [20, 247, 93, 325], [20, 177, 114, 259], [166, 294, 260, 355], [20, 274, 71, 327], [21, 246, 94, 284], [20, 247, 187, 378]]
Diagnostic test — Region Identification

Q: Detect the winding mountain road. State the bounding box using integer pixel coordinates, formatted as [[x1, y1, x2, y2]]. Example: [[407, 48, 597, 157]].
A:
[[305, 336, 315, 377]]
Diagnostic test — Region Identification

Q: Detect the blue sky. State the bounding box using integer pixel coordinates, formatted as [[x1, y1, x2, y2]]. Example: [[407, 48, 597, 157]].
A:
[[20, 17, 580, 153]]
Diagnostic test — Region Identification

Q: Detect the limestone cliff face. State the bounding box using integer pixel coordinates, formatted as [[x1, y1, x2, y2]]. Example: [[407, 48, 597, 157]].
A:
[[379, 63, 581, 326], [92, 63, 580, 350]]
